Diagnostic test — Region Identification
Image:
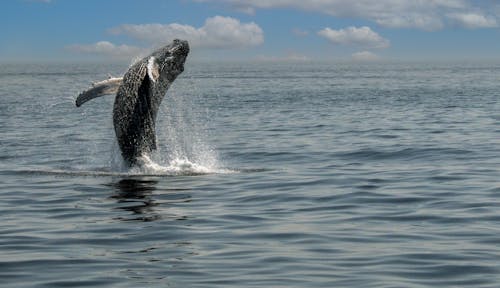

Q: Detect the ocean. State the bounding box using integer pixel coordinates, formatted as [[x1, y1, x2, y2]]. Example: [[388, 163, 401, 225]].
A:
[[0, 61, 499, 287]]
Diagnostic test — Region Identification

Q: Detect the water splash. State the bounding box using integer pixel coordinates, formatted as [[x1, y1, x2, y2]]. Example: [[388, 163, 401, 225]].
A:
[[149, 81, 224, 175], [104, 79, 229, 176], [128, 155, 232, 176]]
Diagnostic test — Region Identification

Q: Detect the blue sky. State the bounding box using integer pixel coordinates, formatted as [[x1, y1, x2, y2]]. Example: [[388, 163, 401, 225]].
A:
[[2, 0, 500, 62]]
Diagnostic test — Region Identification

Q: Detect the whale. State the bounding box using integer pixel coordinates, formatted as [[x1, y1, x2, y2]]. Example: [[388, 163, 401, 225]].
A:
[[76, 39, 189, 166]]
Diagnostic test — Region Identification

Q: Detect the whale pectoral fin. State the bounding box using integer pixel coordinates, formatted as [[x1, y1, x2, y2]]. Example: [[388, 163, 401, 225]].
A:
[[147, 56, 160, 82], [75, 77, 123, 107]]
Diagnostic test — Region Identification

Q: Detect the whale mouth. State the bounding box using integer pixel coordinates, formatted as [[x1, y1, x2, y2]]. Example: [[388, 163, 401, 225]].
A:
[[158, 40, 189, 75], [166, 40, 189, 60], [172, 39, 189, 52]]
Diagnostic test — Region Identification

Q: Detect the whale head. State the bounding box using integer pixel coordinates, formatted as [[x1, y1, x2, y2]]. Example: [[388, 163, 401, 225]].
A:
[[148, 39, 190, 84]]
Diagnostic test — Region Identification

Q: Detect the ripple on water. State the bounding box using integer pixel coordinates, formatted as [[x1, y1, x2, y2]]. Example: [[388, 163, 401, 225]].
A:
[[2, 62, 500, 287]]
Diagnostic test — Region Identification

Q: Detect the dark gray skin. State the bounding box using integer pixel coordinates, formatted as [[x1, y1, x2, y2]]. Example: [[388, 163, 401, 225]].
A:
[[76, 39, 189, 166]]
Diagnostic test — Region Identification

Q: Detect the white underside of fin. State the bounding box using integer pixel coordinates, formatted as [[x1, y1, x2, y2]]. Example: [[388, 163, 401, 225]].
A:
[[75, 77, 123, 107], [147, 56, 158, 83]]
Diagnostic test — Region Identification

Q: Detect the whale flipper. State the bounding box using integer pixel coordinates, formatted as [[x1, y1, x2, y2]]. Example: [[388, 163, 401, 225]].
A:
[[75, 77, 123, 107]]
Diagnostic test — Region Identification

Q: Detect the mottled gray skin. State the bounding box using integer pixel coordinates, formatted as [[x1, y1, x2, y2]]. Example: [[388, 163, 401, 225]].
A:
[[113, 39, 189, 166]]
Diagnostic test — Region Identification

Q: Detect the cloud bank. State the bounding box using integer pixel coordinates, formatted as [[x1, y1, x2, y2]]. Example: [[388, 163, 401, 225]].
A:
[[318, 26, 389, 49], [68, 16, 263, 58], [195, 0, 498, 30], [109, 16, 264, 49], [447, 13, 498, 29], [66, 41, 143, 58]]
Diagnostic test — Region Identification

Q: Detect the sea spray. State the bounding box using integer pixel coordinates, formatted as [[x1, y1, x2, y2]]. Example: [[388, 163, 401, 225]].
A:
[[154, 83, 221, 172], [129, 155, 216, 175]]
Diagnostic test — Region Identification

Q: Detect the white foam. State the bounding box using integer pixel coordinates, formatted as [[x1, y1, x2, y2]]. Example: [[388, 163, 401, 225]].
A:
[[127, 155, 234, 176]]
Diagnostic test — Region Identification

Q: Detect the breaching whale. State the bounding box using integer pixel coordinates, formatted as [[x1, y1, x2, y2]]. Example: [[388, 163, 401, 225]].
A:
[[76, 39, 189, 166]]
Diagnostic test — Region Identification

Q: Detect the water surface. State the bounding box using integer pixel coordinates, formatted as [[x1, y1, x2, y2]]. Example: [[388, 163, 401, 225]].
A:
[[1, 61, 499, 287]]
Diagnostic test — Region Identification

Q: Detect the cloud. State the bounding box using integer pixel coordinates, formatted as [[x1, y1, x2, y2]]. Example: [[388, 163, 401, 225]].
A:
[[447, 13, 498, 29], [318, 26, 389, 49], [109, 16, 264, 49], [67, 16, 263, 58], [194, 0, 497, 30], [66, 41, 143, 58], [351, 51, 381, 62]]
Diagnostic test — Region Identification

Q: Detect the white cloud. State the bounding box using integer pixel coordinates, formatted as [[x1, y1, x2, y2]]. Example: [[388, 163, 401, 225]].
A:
[[195, 0, 497, 30], [318, 26, 389, 49], [66, 41, 143, 58], [351, 51, 381, 62], [374, 13, 444, 30], [447, 13, 497, 28], [109, 16, 264, 49]]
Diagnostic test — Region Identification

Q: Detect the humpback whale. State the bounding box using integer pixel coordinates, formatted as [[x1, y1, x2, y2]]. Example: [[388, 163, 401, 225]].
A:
[[76, 39, 189, 166]]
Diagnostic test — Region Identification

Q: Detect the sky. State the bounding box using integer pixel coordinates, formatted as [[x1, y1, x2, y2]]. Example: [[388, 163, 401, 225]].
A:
[[2, 0, 500, 62]]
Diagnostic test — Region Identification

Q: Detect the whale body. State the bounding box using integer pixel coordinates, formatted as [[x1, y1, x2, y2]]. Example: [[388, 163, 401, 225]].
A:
[[76, 39, 189, 166]]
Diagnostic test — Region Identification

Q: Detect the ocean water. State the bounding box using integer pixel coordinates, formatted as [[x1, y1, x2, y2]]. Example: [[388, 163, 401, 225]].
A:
[[0, 60, 499, 287]]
